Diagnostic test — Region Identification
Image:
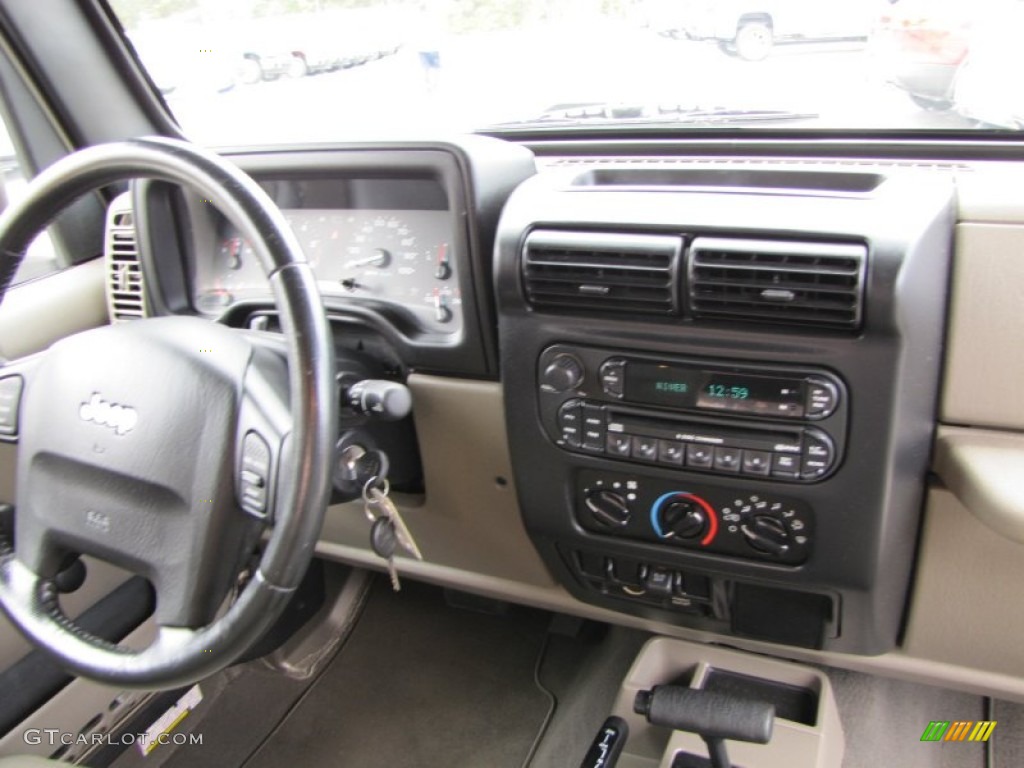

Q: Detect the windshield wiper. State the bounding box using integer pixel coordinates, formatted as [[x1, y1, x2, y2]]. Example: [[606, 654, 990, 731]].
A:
[[490, 102, 818, 129]]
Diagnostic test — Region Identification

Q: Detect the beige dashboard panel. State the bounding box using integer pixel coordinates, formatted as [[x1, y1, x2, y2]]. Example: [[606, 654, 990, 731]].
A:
[[318, 374, 558, 589], [903, 487, 1024, 676], [0, 258, 106, 360], [942, 222, 1024, 429]]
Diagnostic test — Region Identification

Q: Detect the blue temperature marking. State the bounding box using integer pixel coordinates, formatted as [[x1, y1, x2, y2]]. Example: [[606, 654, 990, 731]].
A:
[[650, 491, 689, 538]]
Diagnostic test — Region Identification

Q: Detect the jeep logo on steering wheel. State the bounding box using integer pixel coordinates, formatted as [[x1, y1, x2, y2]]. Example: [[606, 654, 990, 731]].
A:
[[79, 393, 138, 435]]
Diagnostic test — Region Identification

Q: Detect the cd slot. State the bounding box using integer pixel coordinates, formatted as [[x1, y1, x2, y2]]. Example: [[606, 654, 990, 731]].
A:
[[555, 399, 835, 482], [607, 411, 803, 455]]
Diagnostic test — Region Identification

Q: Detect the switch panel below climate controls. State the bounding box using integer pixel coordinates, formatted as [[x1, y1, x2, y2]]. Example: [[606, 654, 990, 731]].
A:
[[577, 470, 813, 565]]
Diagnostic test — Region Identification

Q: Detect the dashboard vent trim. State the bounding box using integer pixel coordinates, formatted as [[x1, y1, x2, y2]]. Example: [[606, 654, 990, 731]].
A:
[[104, 192, 146, 323], [688, 237, 866, 330], [522, 230, 682, 315]]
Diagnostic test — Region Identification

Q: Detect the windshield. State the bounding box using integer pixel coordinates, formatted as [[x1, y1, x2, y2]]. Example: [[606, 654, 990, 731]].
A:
[[108, 0, 1024, 145]]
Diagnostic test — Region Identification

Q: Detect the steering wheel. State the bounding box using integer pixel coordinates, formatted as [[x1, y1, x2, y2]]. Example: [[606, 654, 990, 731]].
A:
[[0, 137, 336, 688]]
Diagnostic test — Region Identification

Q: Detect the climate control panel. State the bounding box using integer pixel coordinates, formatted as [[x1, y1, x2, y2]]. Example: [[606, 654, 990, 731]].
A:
[[577, 470, 814, 565]]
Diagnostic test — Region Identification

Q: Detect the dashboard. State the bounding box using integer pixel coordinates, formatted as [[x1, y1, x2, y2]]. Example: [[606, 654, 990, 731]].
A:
[[110, 134, 1024, 697]]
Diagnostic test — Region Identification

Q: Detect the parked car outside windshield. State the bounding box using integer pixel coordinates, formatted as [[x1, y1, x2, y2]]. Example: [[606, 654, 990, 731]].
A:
[[109, 0, 1021, 145]]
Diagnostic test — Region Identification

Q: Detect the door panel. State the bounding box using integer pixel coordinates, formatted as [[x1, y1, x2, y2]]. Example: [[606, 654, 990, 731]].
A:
[[0, 255, 125, 738]]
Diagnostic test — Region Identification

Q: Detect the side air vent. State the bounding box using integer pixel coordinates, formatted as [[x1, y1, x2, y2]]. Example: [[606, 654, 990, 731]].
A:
[[522, 230, 681, 315], [688, 238, 866, 330], [104, 192, 146, 323]]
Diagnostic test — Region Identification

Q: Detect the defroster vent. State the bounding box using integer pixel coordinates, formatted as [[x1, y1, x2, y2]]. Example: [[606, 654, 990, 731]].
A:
[[104, 192, 146, 323], [688, 237, 866, 330], [522, 230, 681, 315]]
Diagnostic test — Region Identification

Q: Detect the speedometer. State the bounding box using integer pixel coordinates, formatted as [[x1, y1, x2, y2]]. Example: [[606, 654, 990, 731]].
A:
[[195, 208, 461, 335], [315, 210, 462, 335]]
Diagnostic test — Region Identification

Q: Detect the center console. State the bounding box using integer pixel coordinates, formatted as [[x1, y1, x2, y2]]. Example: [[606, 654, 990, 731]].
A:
[[495, 166, 955, 654]]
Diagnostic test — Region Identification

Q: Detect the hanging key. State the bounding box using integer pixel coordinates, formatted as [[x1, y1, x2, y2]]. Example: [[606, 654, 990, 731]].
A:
[[366, 484, 423, 562], [369, 515, 402, 591]]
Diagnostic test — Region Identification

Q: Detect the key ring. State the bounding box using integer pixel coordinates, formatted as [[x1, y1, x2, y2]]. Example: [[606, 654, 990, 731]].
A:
[[362, 475, 390, 505]]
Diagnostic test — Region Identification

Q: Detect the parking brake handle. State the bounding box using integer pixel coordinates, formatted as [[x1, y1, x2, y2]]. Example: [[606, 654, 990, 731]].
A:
[[634, 685, 774, 768]]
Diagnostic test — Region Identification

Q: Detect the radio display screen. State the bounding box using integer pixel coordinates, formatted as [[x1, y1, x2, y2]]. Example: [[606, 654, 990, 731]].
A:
[[624, 363, 806, 416]]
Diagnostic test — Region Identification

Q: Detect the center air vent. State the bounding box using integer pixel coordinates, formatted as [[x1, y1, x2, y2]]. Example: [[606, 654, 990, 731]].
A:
[[522, 230, 681, 315], [688, 238, 866, 330], [104, 192, 146, 323]]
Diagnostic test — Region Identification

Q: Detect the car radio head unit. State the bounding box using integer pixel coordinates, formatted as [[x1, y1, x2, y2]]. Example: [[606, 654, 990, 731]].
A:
[[608, 359, 838, 420], [537, 345, 848, 485]]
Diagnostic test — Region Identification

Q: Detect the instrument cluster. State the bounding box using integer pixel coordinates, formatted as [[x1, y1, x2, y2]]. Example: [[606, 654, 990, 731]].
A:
[[193, 205, 462, 336]]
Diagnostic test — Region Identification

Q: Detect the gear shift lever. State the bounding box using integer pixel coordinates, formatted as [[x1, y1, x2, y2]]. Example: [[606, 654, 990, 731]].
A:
[[634, 685, 775, 768]]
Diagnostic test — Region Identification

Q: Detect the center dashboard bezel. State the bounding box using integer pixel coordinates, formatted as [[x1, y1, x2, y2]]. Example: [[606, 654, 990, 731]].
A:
[[494, 165, 956, 655]]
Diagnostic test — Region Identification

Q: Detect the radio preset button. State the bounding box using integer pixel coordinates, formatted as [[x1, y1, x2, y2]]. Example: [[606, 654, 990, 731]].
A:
[[686, 444, 714, 468], [600, 359, 626, 397], [805, 378, 839, 419], [632, 436, 658, 461], [771, 453, 800, 478], [713, 447, 742, 473], [581, 404, 607, 451], [801, 430, 835, 479], [741, 450, 772, 476], [801, 458, 830, 478], [558, 400, 583, 448], [607, 434, 632, 456], [658, 440, 685, 466]]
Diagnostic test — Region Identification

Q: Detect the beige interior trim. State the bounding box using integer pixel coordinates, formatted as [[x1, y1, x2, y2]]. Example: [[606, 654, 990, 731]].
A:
[[942, 222, 1024, 429], [318, 374, 558, 589], [934, 426, 1024, 543], [956, 167, 1024, 225], [902, 487, 1024, 678], [0, 258, 107, 361]]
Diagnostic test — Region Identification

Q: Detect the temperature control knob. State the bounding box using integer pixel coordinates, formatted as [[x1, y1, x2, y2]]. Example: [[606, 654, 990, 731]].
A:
[[659, 499, 707, 540], [542, 354, 584, 393], [584, 489, 631, 529], [651, 492, 718, 546]]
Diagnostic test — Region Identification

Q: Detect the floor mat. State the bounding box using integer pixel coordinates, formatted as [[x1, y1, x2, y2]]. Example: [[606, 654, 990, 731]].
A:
[[528, 624, 650, 768], [244, 578, 554, 768], [826, 668, 987, 768]]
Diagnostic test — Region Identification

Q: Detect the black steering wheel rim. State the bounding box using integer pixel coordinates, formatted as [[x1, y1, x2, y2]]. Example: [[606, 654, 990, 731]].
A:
[[0, 137, 336, 688]]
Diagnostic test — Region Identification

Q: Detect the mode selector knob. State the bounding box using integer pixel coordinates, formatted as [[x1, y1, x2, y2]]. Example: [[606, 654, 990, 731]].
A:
[[741, 515, 790, 556], [542, 354, 584, 393], [584, 489, 631, 529]]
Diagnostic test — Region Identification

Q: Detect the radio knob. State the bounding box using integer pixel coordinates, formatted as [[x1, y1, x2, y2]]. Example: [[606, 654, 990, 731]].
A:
[[542, 354, 584, 393], [584, 489, 631, 529]]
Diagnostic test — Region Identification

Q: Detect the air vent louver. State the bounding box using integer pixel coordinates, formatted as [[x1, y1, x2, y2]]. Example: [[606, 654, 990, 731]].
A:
[[688, 238, 866, 329], [522, 230, 681, 314], [104, 192, 146, 323]]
